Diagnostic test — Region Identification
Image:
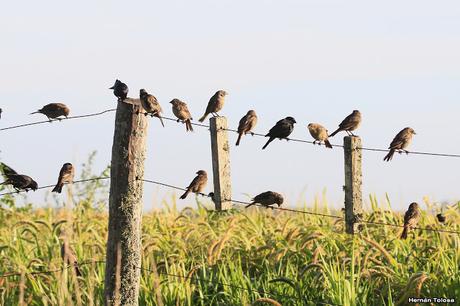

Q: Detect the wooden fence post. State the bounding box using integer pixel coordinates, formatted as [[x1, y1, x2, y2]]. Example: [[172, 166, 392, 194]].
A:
[[104, 99, 148, 306], [343, 136, 363, 234], [209, 117, 232, 211]]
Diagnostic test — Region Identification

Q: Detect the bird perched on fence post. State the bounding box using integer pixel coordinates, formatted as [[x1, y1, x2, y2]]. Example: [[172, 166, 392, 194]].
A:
[[139, 89, 165, 127], [52, 163, 75, 193], [262, 117, 296, 150], [198, 90, 228, 122], [109, 79, 129, 102], [400, 202, 421, 239], [245, 191, 284, 209], [0, 163, 38, 192], [180, 170, 208, 199], [307, 123, 333, 148], [236, 110, 258, 146], [329, 110, 361, 137], [30, 103, 70, 121], [170, 99, 193, 132], [383, 127, 416, 162]]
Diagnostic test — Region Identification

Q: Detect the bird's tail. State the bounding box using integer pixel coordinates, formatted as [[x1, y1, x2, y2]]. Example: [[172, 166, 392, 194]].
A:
[[383, 149, 395, 162], [400, 226, 408, 239], [262, 137, 274, 150], [245, 202, 255, 208], [185, 120, 193, 132], [180, 189, 190, 199], [155, 114, 165, 127], [198, 113, 208, 123], [328, 128, 341, 138], [324, 139, 333, 149], [52, 183, 63, 193], [236, 133, 243, 146]]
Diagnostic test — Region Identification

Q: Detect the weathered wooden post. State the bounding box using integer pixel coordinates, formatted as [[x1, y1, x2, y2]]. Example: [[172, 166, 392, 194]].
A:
[[209, 117, 232, 211], [104, 99, 148, 306], [343, 136, 363, 234]]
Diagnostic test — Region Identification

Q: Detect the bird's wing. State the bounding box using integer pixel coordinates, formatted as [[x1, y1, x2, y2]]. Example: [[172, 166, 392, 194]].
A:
[[389, 130, 409, 149], [340, 113, 359, 129], [237, 115, 249, 133]]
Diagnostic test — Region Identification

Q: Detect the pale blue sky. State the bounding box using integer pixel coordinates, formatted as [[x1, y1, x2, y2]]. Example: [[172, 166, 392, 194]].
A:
[[1, 0, 459, 211]]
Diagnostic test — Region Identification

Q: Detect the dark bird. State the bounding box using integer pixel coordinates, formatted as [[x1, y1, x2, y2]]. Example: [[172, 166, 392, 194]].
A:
[[180, 170, 208, 199], [170, 99, 193, 132], [262, 117, 296, 150], [236, 110, 258, 146], [139, 89, 164, 127], [30, 103, 70, 121], [0, 163, 38, 192], [383, 127, 416, 162], [329, 110, 361, 137], [0, 108, 2, 119], [436, 213, 446, 223], [400, 202, 421, 239], [61, 240, 82, 277], [52, 163, 75, 193], [245, 191, 284, 209], [198, 90, 228, 122], [109, 79, 129, 102], [308, 123, 333, 148]]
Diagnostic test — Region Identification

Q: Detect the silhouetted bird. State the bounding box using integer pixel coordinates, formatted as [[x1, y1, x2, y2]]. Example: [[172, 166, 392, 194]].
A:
[[400, 202, 421, 239], [0, 163, 38, 191], [236, 110, 258, 146], [198, 90, 228, 122], [262, 117, 296, 150], [436, 213, 446, 223], [245, 191, 284, 209], [60, 240, 82, 277], [308, 123, 333, 148], [383, 127, 416, 162], [180, 170, 208, 199], [329, 110, 361, 137], [170, 99, 193, 132], [139, 89, 164, 127], [30, 103, 70, 121], [52, 163, 75, 193], [109, 79, 129, 102], [0, 108, 2, 119]]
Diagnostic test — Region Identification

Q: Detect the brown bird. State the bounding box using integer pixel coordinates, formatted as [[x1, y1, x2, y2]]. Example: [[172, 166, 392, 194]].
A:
[[236, 110, 258, 146], [0, 163, 38, 192], [308, 123, 333, 148], [329, 110, 361, 137], [30, 103, 70, 121], [383, 127, 416, 162], [170, 99, 193, 132], [400, 202, 421, 239], [52, 163, 75, 193], [139, 89, 165, 127], [60, 240, 82, 277], [262, 117, 296, 150], [198, 90, 228, 122], [245, 191, 284, 209], [180, 170, 208, 199]]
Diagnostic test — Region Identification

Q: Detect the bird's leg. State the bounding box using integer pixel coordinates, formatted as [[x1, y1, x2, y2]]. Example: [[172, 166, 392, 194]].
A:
[[250, 132, 255, 136], [47, 117, 52, 123], [176, 119, 180, 123], [350, 131, 356, 136], [404, 150, 409, 155]]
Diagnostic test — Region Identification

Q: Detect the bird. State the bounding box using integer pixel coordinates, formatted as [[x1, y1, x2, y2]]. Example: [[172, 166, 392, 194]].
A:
[[0, 108, 2, 119], [109, 79, 129, 102], [198, 90, 228, 122], [329, 110, 361, 137], [383, 127, 416, 162], [30, 103, 70, 121], [307, 123, 333, 148], [236, 110, 258, 146], [60, 239, 82, 277], [245, 191, 284, 209], [139, 89, 165, 127], [400, 202, 421, 239], [436, 213, 446, 223], [52, 163, 75, 193], [170, 99, 193, 132], [180, 170, 208, 199], [0, 163, 38, 192], [262, 117, 296, 150]]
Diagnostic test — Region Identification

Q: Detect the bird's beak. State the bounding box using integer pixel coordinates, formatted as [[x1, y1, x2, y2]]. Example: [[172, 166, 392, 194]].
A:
[[109, 86, 115, 89], [413, 131, 417, 135]]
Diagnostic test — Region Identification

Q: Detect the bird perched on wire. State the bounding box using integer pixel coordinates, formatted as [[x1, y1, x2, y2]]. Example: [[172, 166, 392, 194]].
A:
[[400, 202, 421, 239], [245, 191, 284, 209], [170, 99, 193, 132], [180, 170, 208, 199], [109, 79, 129, 102], [0, 163, 38, 192], [307, 123, 333, 149], [198, 90, 228, 122], [262, 117, 296, 150], [236, 110, 258, 146], [0, 108, 2, 119], [52, 163, 75, 193], [383, 127, 416, 162], [139, 89, 164, 127], [329, 110, 361, 137], [59, 233, 82, 277], [30, 103, 70, 121]]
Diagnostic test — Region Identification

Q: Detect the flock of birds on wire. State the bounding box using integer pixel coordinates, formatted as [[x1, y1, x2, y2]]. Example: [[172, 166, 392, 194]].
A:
[[0, 79, 449, 242]]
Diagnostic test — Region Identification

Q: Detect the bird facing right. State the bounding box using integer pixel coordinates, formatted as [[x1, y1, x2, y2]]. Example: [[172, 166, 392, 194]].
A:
[[245, 191, 284, 209], [139, 89, 165, 127], [236, 110, 258, 146], [180, 170, 208, 199], [400, 202, 421, 239], [198, 90, 228, 122], [0, 163, 38, 192], [383, 127, 416, 162], [52, 163, 75, 193], [170, 99, 194, 132], [329, 110, 361, 137], [262, 117, 296, 150], [307, 123, 333, 149], [30, 103, 70, 121], [109, 79, 129, 102]]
